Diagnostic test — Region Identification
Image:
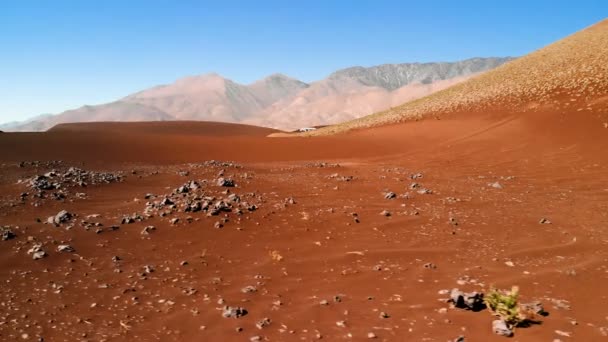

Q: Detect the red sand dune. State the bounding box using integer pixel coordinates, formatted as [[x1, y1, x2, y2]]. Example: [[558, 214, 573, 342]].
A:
[[1, 20, 608, 342]]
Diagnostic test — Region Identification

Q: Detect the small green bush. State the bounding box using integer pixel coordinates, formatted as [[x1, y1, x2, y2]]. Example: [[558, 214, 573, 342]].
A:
[[484, 286, 526, 327]]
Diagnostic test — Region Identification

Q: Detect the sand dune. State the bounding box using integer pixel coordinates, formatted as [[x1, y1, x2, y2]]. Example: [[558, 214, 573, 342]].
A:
[[311, 19, 608, 135]]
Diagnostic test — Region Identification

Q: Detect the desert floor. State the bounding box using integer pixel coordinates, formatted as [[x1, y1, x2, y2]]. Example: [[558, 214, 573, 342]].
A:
[[1, 112, 607, 341]]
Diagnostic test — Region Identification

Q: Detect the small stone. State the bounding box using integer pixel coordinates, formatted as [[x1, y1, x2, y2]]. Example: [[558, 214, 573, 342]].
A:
[[379, 311, 390, 319], [54, 210, 72, 224], [57, 244, 75, 253], [489, 182, 503, 189], [222, 306, 248, 318], [217, 178, 235, 187], [539, 218, 552, 224], [1, 228, 16, 241], [141, 226, 156, 234], [27, 244, 47, 260], [241, 285, 257, 293], [492, 320, 513, 337], [449, 288, 485, 311], [256, 317, 271, 329], [250, 336, 262, 342], [367, 332, 377, 339], [380, 210, 391, 217], [554, 330, 571, 337], [384, 192, 396, 199], [336, 320, 346, 328]]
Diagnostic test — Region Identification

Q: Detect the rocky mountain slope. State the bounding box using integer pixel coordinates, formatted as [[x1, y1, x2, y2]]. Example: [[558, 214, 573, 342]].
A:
[[309, 20, 608, 135], [5, 57, 513, 131]]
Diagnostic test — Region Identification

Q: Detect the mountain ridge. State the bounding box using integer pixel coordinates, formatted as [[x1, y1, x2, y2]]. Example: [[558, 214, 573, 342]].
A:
[[5, 57, 514, 132]]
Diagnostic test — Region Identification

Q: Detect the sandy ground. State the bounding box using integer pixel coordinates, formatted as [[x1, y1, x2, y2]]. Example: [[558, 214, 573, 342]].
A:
[[1, 113, 608, 342]]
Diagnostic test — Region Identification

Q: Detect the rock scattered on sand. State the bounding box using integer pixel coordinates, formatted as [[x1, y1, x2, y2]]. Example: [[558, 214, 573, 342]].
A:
[[241, 285, 257, 293], [141, 226, 156, 235], [410, 173, 423, 179], [492, 319, 513, 337], [489, 181, 503, 189], [25, 167, 122, 202], [1, 227, 16, 241], [384, 191, 396, 199], [222, 306, 248, 318], [57, 244, 75, 253], [217, 177, 235, 187], [27, 244, 47, 260], [449, 288, 485, 311], [539, 218, 552, 224], [52, 210, 72, 225], [380, 210, 391, 217], [521, 301, 547, 316], [255, 317, 271, 329]]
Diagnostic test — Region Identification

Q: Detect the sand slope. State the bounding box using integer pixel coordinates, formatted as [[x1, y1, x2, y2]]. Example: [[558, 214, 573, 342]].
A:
[[312, 19, 608, 135]]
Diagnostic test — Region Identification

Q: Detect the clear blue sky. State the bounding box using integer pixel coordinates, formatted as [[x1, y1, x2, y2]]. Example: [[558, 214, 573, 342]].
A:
[[0, 1, 606, 124]]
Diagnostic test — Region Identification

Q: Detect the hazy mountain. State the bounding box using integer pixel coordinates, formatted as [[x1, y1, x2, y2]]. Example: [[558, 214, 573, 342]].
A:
[[0, 114, 54, 132], [4, 57, 514, 131]]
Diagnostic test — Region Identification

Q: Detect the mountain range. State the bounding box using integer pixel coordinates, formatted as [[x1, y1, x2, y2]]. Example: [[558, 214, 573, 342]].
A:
[[3, 57, 514, 132]]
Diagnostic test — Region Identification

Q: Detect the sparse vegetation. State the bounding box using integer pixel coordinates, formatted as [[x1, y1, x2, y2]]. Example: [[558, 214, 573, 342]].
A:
[[485, 286, 540, 328]]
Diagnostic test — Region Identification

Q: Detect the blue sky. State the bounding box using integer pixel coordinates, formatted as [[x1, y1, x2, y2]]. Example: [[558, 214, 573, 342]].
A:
[[0, 1, 606, 124]]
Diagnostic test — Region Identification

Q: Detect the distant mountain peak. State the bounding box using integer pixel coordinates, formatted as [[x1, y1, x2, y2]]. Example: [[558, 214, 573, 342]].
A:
[[4, 57, 512, 131]]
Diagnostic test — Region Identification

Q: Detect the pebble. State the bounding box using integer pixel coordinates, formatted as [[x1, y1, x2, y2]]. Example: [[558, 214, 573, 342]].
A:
[[492, 319, 513, 337]]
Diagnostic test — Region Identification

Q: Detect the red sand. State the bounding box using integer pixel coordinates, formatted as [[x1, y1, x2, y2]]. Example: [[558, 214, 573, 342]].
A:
[[1, 108, 608, 341]]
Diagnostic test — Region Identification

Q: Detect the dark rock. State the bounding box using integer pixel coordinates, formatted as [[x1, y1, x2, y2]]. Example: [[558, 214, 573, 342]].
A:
[[217, 177, 235, 187], [384, 192, 396, 199], [1, 227, 16, 241], [54, 210, 72, 224], [449, 288, 485, 311], [222, 306, 248, 318]]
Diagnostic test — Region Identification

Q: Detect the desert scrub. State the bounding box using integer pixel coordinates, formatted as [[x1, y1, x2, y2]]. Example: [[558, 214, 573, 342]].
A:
[[484, 286, 529, 327]]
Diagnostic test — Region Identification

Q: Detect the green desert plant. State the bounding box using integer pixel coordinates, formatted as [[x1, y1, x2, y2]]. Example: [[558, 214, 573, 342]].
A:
[[484, 286, 525, 327]]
